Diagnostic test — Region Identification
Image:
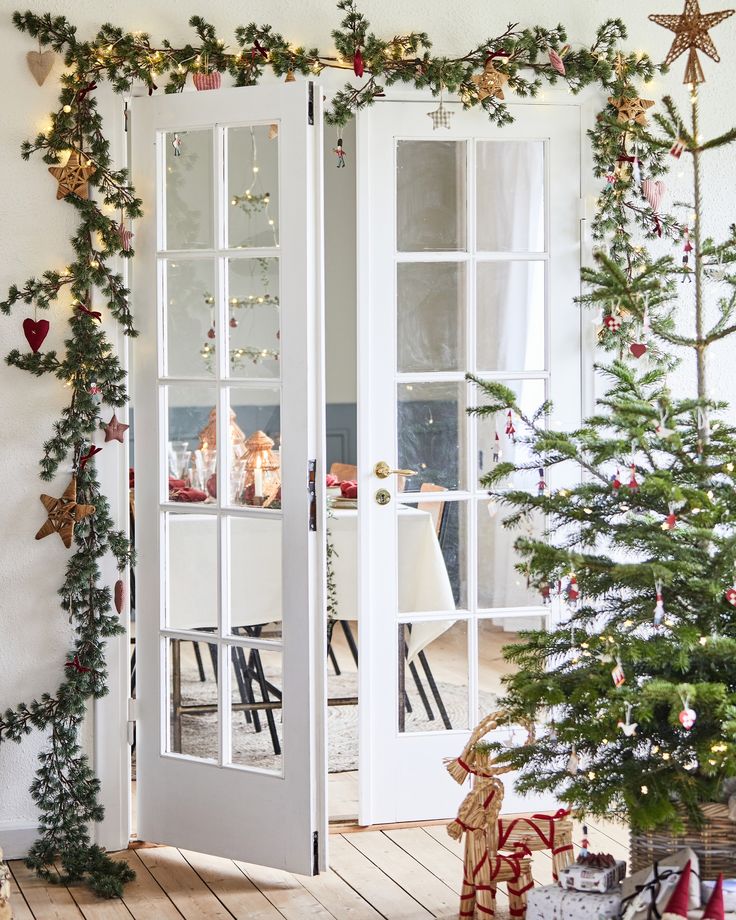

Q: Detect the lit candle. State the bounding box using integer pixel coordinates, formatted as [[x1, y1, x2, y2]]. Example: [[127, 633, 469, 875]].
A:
[[253, 455, 263, 498]]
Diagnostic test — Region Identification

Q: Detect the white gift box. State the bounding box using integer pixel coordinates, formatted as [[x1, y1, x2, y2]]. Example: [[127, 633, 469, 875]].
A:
[[526, 883, 622, 920], [621, 847, 700, 919], [559, 859, 627, 893], [702, 878, 736, 912]]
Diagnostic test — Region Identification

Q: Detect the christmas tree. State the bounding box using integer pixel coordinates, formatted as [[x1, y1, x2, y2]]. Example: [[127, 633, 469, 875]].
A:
[[471, 3, 736, 831]]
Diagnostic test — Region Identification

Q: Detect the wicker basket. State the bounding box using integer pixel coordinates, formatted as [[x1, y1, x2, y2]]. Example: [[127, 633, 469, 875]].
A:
[[629, 803, 736, 880]]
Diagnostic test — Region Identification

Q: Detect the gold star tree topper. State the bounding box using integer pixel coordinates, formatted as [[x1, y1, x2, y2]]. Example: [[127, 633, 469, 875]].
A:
[[472, 60, 509, 101], [36, 477, 95, 548], [650, 0, 735, 84], [48, 150, 96, 200], [608, 95, 656, 125]]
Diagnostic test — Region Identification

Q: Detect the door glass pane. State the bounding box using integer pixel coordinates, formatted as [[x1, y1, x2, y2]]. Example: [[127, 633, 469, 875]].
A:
[[166, 384, 218, 502], [229, 645, 283, 773], [476, 261, 545, 371], [227, 125, 279, 249], [165, 258, 217, 377], [397, 499, 468, 612], [397, 262, 466, 372], [398, 382, 466, 491], [228, 387, 281, 508], [168, 638, 218, 761], [167, 512, 218, 630], [227, 258, 280, 379], [398, 620, 468, 733], [478, 617, 543, 698], [397, 140, 466, 252], [476, 141, 545, 252], [164, 129, 214, 250], [474, 378, 546, 491], [477, 504, 545, 609], [229, 516, 282, 640]]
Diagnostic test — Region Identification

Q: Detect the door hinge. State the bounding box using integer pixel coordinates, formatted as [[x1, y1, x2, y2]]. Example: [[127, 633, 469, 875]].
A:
[[308, 459, 317, 532], [124, 100, 129, 134], [312, 830, 320, 875], [127, 698, 137, 746], [308, 82, 314, 126]]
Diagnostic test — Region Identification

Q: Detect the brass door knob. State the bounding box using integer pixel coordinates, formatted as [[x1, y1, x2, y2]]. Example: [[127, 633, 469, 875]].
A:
[[374, 461, 417, 480]]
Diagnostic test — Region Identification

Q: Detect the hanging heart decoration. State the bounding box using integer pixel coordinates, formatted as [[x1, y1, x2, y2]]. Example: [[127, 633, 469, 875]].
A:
[[642, 178, 666, 212], [26, 49, 55, 86], [22, 317, 50, 353], [679, 706, 697, 730], [193, 71, 222, 91], [725, 587, 736, 606], [630, 342, 647, 358], [604, 313, 622, 331]]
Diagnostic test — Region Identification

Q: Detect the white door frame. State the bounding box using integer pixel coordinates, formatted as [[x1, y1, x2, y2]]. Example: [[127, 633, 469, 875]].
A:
[[93, 82, 602, 852]]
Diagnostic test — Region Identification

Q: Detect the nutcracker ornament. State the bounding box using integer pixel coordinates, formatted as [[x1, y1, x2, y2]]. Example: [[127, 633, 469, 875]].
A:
[[333, 136, 347, 168]]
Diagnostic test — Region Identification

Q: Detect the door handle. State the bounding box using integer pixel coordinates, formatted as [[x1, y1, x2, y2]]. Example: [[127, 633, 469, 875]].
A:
[[374, 461, 417, 480]]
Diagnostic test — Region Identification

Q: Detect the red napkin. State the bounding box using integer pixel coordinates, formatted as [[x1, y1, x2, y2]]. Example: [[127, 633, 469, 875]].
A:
[[340, 480, 358, 499], [168, 476, 206, 502], [326, 473, 339, 488]]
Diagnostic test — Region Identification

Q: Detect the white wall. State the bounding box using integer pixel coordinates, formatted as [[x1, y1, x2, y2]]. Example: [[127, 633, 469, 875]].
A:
[[1, 0, 735, 837]]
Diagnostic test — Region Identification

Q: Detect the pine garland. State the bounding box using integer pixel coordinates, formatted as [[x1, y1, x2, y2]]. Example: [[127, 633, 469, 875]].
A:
[[2, 2, 654, 897], [471, 53, 736, 829]]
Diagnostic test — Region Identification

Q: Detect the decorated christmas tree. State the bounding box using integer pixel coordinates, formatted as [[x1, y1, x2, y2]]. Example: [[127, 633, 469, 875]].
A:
[[472, 1, 736, 833]]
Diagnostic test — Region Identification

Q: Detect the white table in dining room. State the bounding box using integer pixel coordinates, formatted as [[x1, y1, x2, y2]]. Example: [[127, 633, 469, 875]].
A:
[[168, 503, 456, 662]]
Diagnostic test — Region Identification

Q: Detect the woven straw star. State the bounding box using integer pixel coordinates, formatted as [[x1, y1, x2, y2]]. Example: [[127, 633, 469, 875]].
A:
[[608, 95, 655, 125], [472, 61, 509, 101], [35, 477, 95, 548], [48, 151, 96, 200], [650, 0, 734, 83]]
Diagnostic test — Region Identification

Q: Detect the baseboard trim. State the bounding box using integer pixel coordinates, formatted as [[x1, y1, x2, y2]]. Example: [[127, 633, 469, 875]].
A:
[[0, 822, 39, 859]]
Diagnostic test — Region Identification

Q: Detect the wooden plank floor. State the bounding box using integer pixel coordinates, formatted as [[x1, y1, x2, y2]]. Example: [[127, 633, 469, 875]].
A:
[[8, 818, 629, 920]]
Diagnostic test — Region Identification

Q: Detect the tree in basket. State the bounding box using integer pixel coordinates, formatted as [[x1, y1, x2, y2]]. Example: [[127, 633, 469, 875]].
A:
[[470, 1, 736, 849]]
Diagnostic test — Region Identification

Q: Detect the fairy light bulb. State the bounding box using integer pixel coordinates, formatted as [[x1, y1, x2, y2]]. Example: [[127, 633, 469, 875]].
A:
[[641, 785, 649, 794], [63, 104, 72, 114]]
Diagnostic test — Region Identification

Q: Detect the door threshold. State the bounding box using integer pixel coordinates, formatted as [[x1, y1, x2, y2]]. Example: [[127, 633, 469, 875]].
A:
[[330, 817, 450, 835]]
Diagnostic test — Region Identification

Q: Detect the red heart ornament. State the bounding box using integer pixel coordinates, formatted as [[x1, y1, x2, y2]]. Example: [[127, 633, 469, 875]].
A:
[[725, 587, 736, 606], [22, 318, 50, 353], [630, 342, 647, 358]]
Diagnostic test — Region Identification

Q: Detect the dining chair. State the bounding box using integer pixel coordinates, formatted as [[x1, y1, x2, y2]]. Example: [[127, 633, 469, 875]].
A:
[[329, 461, 358, 481]]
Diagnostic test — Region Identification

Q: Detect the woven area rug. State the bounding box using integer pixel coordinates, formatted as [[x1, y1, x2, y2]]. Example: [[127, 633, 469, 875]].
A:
[[176, 650, 498, 772]]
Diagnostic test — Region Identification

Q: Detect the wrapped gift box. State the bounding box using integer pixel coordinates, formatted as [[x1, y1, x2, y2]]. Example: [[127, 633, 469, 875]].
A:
[[526, 883, 622, 920], [702, 878, 736, 912], [621, 847, 700, 920], [559, 859, 626, 893]]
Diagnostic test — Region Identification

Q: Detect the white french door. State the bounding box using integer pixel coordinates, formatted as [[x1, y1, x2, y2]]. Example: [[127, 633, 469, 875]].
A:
[[132, 83, 327, 873], [358, 100, 583, 824]]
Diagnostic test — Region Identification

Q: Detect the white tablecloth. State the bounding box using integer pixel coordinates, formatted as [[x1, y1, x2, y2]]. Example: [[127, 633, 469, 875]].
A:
[[168, 505, 455, 661]]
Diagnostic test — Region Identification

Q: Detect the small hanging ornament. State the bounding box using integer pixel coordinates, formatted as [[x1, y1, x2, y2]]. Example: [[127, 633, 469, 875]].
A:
[[487, 497, 499, 519], [540, 583, 552, 604], [682, 228, 694, 283], [566, 574, 580, 604], [548, 47, 567, 75], [679, 696, 697, 730], [48, 150, 96, 200], [612, 657, 626, 687], [628, 463, 639, 491], [207, 323, 216, 339], [103, 413, 129, 443], [472, 57, 509, 101], [579, 825, 590, 857], [607, 94, 655, 126], [604, 313, 622, 332], [662, 504, 678, 530], [618, 702, 638, 737], [566, 747, 580, 775], [114, 579, 125, 615], [171, 133, 183, 157], [612, 468, 622, 492], [35, 477, 96, 549], [26, 46, 56, 86], [725, 586, 736, 606], [537, 467, 547, 495], [653, 580, 666, 626], [284, 69, 296, 83], [642, 178, 667, 212], [229, 316, 238, 329], [89, 381, 102, 406], [353, 47, 365, 77], [117, 220, 133, 252], [193, 70, 222, 92], [427, 98, 454, 130], [333, 136, 347, 168], [22, 317, 50, 353], [670, 137, 687, 158], [629, 342, 647, 358], [631, 143, 642, 186], [605, 168, 617, 185], [505, 409, 516, 440], [492, 429, 502, 463]]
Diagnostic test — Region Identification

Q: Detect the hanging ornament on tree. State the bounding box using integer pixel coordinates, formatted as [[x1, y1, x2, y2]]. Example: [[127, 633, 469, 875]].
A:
[[662, 504, 678, 530], [653, 580, 666, 626], [333, 136, 347, 168], [612, 657, 626, 687], [604, 312, 622, 332], [628, 463, 640, 491], [117, 220, 133, 252], [682, 227, 694, 283], [537, 467, 547, 495], [492, 428, 502, 463], [567, 747, 580, 775], [48, 150, 96, 200], [670, 136, 687, 158], [618, 702, 638, 736], [548, 46, 568, 75], [171, 133, 183, 157], [22, 317, 49, 353], [679, 695, 697, 730], [540, 583, 552, 604], [427, 97, 454, 129], [612, 468, 622, 492], [89, 381, 102, 406], [114, 579, 125, 615], [192, 70, 222, 91], [26, 45, 55, 85], [642, 178, 667, 212], [103, 413, 129, 443], [35, 477, 96, 549], [353, 47, 364, 77], [505, 409, 516, 440], [649, 0, 734, 85], [725, 585, 736, 606], [566, 574, 580, 604], [630, 341, 648, 358], [579, 825, 590, 857], [607, 94, 655, 126], [471, 57, 509, 101]]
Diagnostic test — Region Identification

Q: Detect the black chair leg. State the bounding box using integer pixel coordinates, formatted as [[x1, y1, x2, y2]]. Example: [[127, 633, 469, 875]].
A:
[[417, 649, 452, 730], [192, 642, 207, 682], [408, 658, 435, 722], [231, 646, 258, 728], [250, 648, 281, 756], [235, 646, 260, 731], [327, 641, 341, 676], [340, 620, 359, 667]]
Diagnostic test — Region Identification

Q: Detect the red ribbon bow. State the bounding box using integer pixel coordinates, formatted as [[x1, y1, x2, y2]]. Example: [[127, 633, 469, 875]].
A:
[[79, 445, 103, 469], [65, 655, 91, 674], [76, 81, 97, 101], [76, 304, 102, 322]]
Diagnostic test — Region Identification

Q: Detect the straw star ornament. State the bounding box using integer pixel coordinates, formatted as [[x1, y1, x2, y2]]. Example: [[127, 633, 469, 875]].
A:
[[608, 95, 655, 125], [48, 150, 96, 200], [650, 0, 735, 83], [472, 61, 509, 101], [35, 477, 95, 548]]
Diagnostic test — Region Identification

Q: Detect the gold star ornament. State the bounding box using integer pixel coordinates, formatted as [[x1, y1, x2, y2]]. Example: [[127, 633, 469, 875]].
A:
[[36, 477, 95, 549], [48, 150, 96, 200], [650, 0, 734, 84], [472, 61, 509, 101], [608, 95, 656, 125]]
